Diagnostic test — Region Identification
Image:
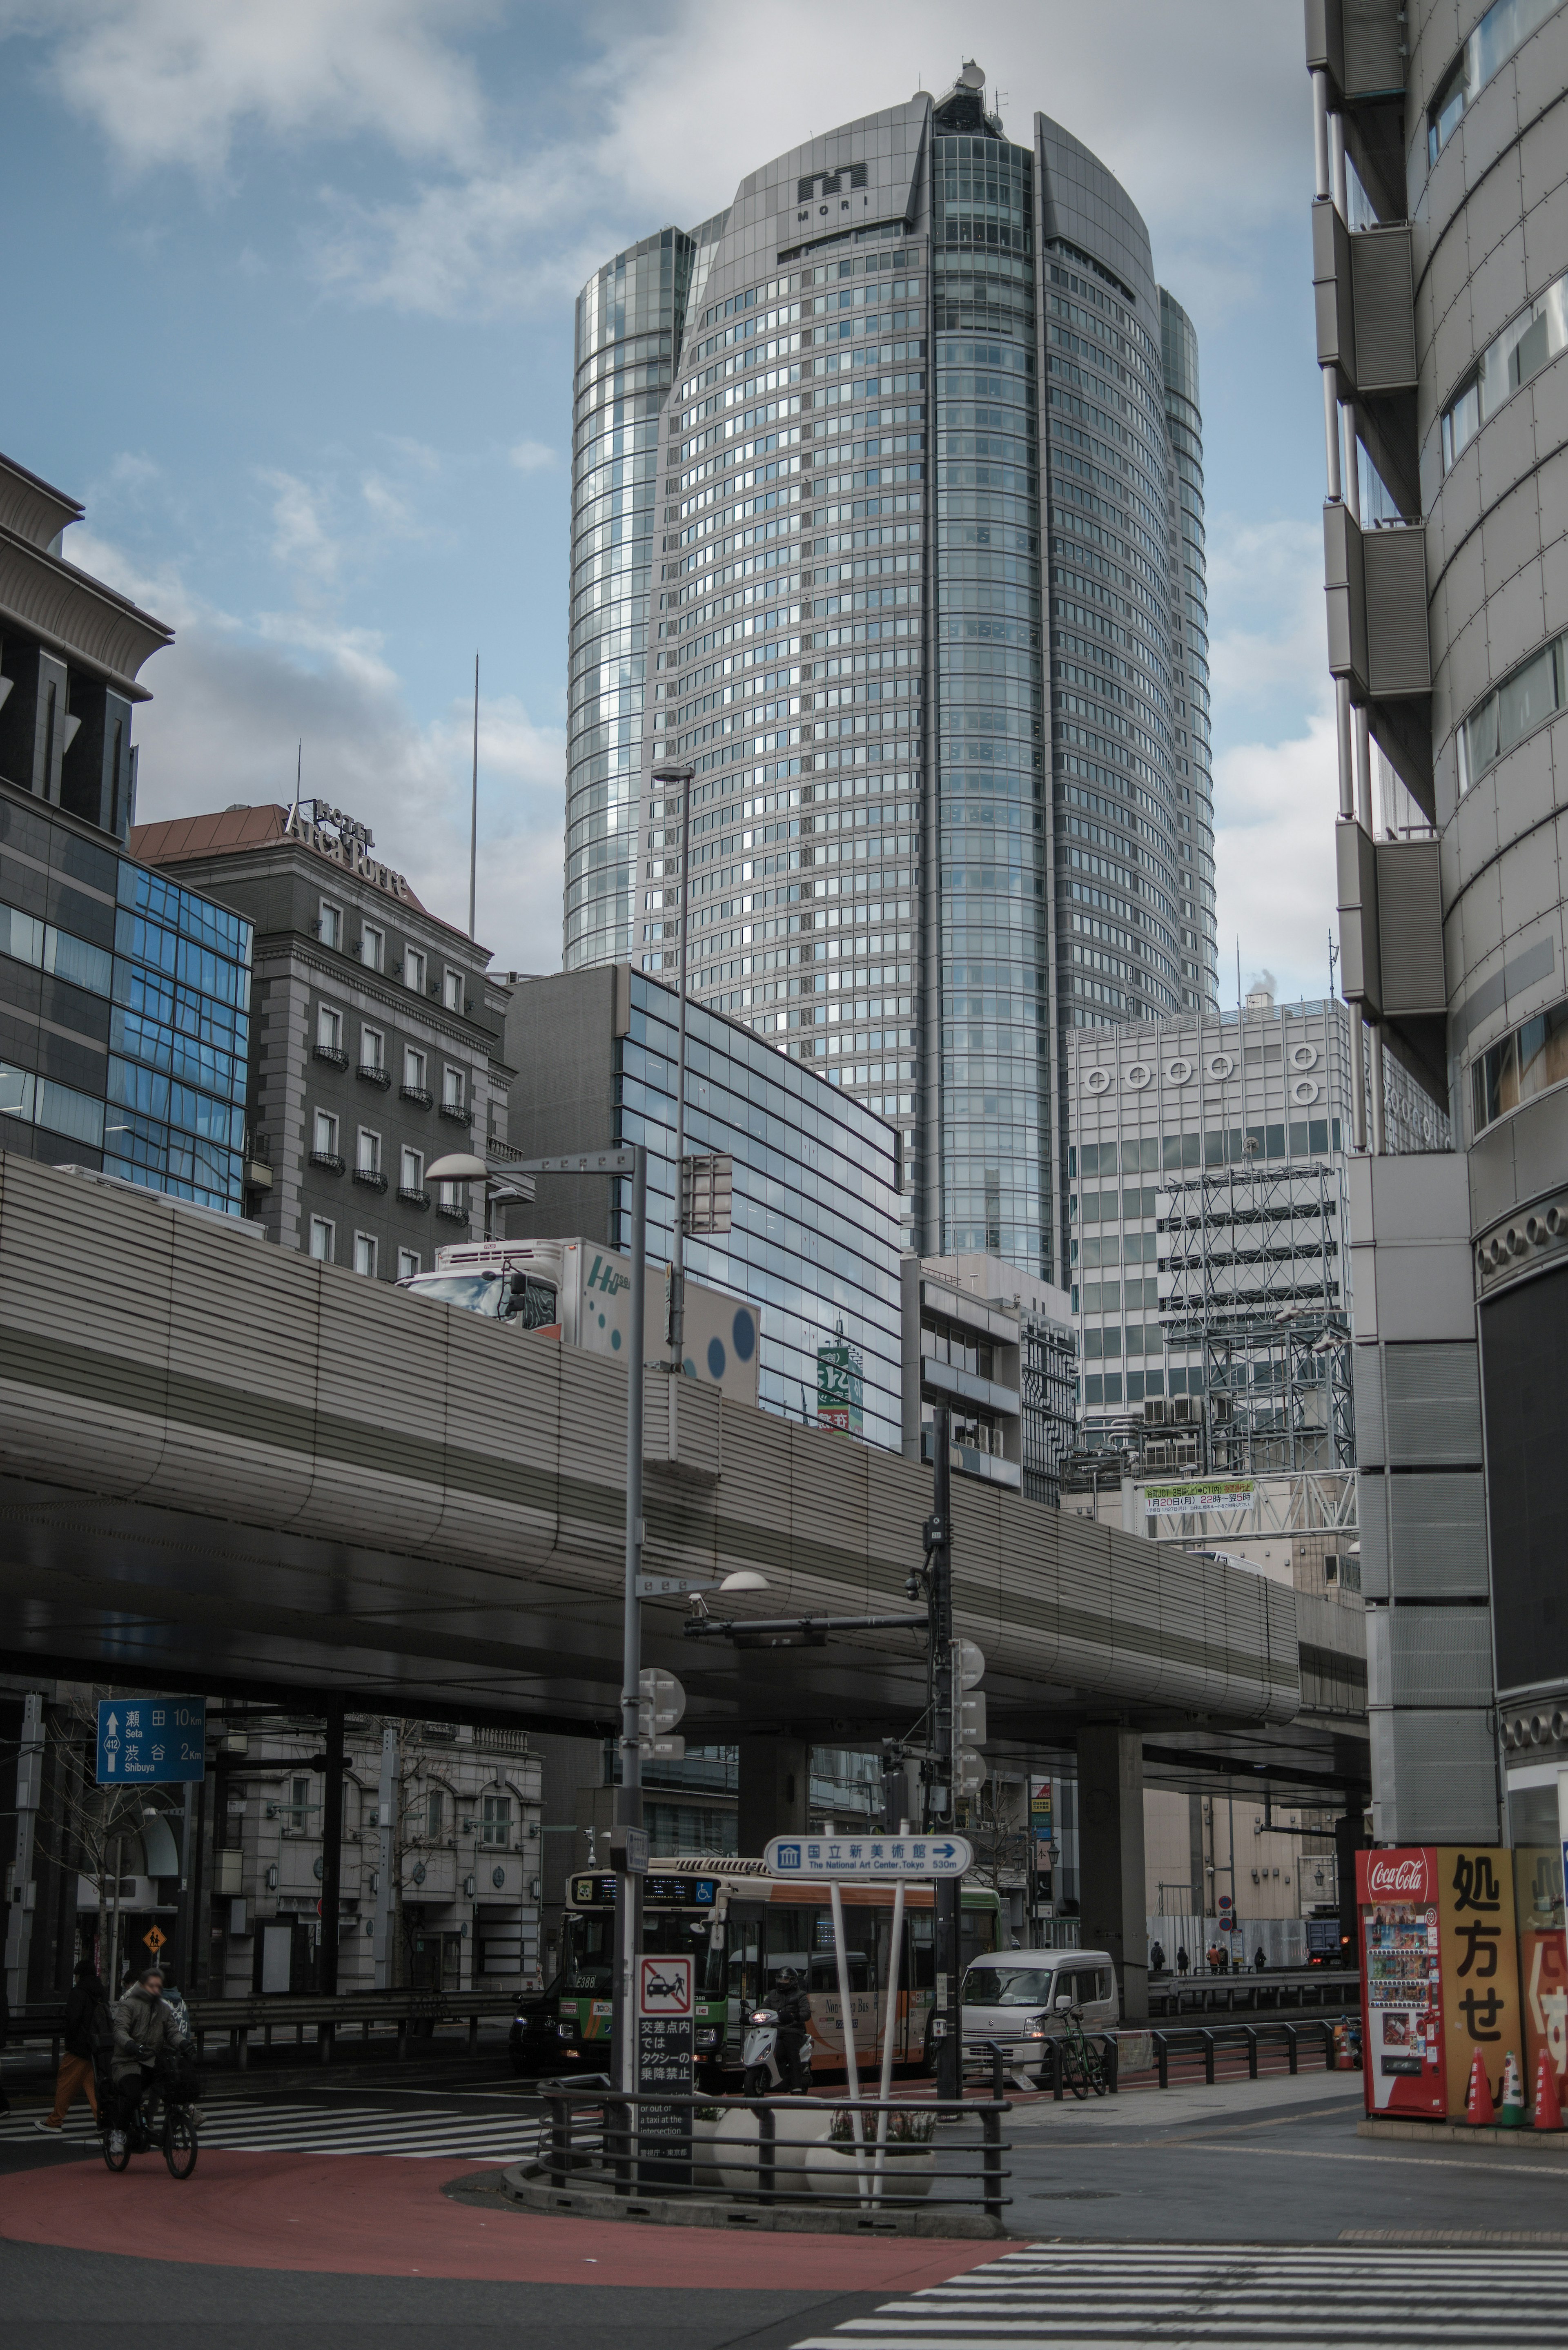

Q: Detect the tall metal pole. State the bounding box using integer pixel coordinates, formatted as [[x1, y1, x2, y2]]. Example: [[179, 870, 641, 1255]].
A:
[[612, 1144, 648, 2093], [468, 655, 479, 941], [653, 761, 696, 1373], [929, 1402, 963, 2099], [318, 1694, 345, 2002]]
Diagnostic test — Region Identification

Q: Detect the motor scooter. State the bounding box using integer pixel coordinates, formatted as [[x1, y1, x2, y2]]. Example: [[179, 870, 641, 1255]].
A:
[[742, 2006, 813, 2098]]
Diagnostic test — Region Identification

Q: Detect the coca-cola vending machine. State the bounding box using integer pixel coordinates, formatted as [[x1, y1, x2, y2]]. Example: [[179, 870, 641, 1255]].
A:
[[1357, 1848, 1444, 2119]]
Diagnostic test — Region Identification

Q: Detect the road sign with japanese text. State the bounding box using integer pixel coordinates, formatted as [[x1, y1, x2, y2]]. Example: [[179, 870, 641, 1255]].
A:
[[96, 1697, 205, 1786], [765, 1834, 972, 1880]]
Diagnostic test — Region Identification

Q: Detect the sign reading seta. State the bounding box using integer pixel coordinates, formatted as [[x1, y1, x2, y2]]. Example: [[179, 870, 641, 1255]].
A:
[[96, 1697, 205, 1786]]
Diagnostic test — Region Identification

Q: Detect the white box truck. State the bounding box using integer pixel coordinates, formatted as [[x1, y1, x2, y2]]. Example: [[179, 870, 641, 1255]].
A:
[[399, 1237, 760, 1409]]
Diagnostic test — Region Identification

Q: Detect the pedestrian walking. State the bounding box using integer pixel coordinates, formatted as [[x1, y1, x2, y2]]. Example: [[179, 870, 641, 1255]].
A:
[[1150, 1941, 1165, 1975], [35, 1959, 105, 2134], [1253, 1946, 1267, 1973], [1175, 1946, 1189, 1975]]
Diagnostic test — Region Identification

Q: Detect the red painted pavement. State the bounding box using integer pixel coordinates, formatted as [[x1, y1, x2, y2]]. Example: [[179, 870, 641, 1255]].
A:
[[0, 2152, 1016, 2289]]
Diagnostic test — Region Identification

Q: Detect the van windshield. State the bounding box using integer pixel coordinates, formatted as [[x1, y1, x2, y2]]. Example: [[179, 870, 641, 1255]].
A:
[[961, 1964, 1054, 2008]]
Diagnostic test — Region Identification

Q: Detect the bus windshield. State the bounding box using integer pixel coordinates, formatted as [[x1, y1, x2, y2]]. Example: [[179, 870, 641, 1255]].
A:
[[562, 1909, 722, 1998]]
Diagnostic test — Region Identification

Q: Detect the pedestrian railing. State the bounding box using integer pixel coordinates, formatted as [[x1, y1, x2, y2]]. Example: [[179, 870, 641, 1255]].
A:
[[1029, 2017, 1351, 2098], [1149, 1971, 1359, 2019], [531, 2074, 1011, 2221]]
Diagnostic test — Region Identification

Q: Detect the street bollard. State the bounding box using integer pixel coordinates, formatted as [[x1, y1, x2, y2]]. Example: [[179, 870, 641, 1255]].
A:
[[758, 2104, 777, 2206]]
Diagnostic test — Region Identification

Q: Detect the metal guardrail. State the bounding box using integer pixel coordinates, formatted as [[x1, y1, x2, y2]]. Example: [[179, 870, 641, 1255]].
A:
[[1149, 1969, 1359, 2018], [535, 2074, 1011, 2221], [8, 1987, 522, 2069], [1031, 2017, 1350, 2099]]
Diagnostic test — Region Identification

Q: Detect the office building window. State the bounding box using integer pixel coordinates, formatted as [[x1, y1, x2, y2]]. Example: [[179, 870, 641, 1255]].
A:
[[426, 1788, 444, 1837], [356, 1128, 381, 1175], [360, 923, 384, 972], [397, 1248, 421, 1279], [353, 1231, 377, 1278], [401, 1146, 424, 1193], [360, 1025, 384, 1073], [405, 948, 427, 994], [312, 1109, 339, 1157], [316, 1004, 343, 1052], [443, 967, 463, 1012], [318, 901, 343, 951], [481, 1794, 512, 1848], [309, 1216, 335, 1262], [403, 1046, 427, 1092], [442, 1066, 464, 1109], [289, 1776, 311, 1831]]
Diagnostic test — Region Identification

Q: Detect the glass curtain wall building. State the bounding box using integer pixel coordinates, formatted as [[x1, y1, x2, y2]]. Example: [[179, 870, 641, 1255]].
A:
[[562, 66, 1219, 1288]]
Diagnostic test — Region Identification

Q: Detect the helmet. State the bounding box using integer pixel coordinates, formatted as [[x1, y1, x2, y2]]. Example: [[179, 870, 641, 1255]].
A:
[[774, 1967, 800, 1990]]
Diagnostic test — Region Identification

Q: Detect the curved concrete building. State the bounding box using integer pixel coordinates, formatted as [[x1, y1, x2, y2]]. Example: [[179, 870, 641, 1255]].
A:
[[563, 68, 1219, 1286], [1308, 0, 1568, 1847]]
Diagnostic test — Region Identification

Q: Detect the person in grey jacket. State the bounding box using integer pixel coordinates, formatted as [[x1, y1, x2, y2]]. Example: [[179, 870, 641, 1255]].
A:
[[107, 1967, 179, 2152]]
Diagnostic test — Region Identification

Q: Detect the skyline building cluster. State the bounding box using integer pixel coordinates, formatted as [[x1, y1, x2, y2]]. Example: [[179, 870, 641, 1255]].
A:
[[564, 66, 1221, 1291]]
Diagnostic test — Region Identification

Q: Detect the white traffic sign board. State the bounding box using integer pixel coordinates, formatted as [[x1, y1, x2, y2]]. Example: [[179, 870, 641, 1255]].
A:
[[638, 1953, 694, 2016], [764, 1833, 973, 1880]]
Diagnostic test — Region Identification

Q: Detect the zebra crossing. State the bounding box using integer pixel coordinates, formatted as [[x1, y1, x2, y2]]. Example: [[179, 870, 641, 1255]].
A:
[[789, 2243, 1568, 2346], [2, 2096, 541, 2160]]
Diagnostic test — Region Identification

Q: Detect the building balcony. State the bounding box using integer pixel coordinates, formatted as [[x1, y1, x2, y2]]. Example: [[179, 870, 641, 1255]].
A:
[[435, 1200, 470, 1222], [397, 1186, 430, 1211], [438, 1100, 472, 1126], [312, 1044, 349, 1071], [400, 1085, 433, 1110], [357, 1063, 392, 1090], [308, 1150, 345, 1175], [352, 1166, 388, 1192]]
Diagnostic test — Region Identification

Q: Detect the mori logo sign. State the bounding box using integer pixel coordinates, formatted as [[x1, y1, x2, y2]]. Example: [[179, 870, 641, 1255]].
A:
[[1359, 1849, 1433, 1905]]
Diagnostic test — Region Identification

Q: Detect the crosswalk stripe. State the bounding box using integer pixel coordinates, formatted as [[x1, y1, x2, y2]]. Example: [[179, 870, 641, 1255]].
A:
[[788, 2244, 1568, 2348], [0, 2098, 543, 2160]]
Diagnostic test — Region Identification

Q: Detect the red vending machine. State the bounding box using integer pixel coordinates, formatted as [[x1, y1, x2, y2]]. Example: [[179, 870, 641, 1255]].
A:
[[1357, 1848, 1445, 2119]]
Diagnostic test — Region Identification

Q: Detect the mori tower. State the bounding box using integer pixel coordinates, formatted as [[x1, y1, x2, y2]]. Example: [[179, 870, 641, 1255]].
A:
[[564, 67, 1218, 1281]]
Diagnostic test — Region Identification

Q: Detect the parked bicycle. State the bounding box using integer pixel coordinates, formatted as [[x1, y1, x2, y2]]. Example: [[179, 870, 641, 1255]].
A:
[[102, 2075, 199, 2178], [1054, 1995, 1107, 2099]]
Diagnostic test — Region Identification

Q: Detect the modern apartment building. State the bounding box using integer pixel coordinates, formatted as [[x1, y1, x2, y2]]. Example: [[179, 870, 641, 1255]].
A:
[[564, 65, 1220, 1296], [131, 801, 512, 1277], [900, 1248, 1077, 1499], [1307, 0, 1568, 1842]]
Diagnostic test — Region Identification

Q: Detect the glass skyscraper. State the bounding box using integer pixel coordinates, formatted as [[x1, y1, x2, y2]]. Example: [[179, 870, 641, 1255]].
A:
[[564, 66, 1218, 1286]]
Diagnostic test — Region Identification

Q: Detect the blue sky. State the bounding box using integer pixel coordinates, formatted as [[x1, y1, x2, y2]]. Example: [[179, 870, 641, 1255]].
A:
[[0, 0, 1338, 999]]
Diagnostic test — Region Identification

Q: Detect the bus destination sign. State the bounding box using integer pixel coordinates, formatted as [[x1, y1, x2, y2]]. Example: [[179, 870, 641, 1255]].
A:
[[569, 1873, 717, 1909]]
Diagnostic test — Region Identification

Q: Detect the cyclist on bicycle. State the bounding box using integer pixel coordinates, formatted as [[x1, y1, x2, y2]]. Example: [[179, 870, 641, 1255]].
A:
[[106, 1967, 181, 2156]]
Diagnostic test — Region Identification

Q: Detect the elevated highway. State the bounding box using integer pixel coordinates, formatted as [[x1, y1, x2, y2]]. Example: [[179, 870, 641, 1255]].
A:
[[0, 1157, 1359, 1796]]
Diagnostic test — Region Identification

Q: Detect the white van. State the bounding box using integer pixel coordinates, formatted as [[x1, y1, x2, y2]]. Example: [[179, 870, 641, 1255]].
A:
[[958, 1948, 1119, 2079]]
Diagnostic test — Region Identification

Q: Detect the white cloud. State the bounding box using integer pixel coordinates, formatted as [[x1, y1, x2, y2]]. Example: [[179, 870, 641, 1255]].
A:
[[1213, 713, 1340, 1010], [508, 439, 556, 473], [2, 0, 490, 178]]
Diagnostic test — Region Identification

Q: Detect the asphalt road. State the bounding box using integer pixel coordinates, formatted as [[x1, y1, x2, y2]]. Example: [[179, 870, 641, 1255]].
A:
[[5, 2069, 1568, 2349]]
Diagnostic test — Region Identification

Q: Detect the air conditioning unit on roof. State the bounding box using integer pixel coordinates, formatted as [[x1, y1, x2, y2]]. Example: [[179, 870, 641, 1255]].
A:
[[1143, 1397, 1167, 1425]]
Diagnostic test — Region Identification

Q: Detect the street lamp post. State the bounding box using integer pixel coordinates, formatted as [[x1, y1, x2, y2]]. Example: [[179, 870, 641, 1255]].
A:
[[424, 1144, 648, 2092], [651, 760, 696, 1373]]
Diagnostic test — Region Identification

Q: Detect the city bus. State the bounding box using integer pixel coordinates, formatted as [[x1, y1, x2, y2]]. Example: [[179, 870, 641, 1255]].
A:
[[551, 1856, 1005, 2081]]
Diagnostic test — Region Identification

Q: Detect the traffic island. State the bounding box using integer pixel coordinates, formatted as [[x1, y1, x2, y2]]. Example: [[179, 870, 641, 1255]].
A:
[[482, 2160, 1007, 2237], [1357, 2116, 1568, 2151]]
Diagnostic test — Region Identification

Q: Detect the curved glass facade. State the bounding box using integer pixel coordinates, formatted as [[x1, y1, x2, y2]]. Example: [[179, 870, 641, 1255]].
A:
[[563, 76, 1208, 1302], [933, 131, 1047, 1266], [565, 230, 694, 971]]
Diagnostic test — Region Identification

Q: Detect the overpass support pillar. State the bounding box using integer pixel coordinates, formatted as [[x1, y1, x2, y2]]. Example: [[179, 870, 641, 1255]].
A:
[[1078, 1726, 1147, 2022], [737, 1736, 809, 1857]]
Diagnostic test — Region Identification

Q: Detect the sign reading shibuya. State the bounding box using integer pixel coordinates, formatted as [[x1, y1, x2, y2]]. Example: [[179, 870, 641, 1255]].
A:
[[96, 1696, 205, 1785], [766, 1833, 971, 1879], [1144, 1476, 1257, 1516]]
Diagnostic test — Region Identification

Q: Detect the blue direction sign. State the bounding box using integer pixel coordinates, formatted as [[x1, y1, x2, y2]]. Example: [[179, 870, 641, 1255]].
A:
[[96, 1697, 206, 1786], [764, 1833, 972, 1880]]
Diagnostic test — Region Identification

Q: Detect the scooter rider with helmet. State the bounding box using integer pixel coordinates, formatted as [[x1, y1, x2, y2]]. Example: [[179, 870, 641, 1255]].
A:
[[770, 1966, 812, 2092]]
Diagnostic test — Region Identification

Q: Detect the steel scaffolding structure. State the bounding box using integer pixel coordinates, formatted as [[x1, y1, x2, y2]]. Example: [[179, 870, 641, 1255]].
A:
[[1156, 1159, 1355, 1474], [1020, 1309, 1080, 1508]]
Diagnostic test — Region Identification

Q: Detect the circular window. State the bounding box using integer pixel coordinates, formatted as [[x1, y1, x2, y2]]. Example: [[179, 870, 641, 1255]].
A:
[[1291, 1078, 1319, 1106], [1166, 1058, 1194, 1084], [1125, 1064, 1152, 1090], [1085, 1067, 1111, 1094], [492, 1864, 506, 1891], [1206, 1053, 1234, 1080], [1289, 1042, 1319, 1071]]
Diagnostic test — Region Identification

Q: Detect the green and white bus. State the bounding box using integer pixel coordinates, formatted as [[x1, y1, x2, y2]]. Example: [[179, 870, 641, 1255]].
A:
[[552, 1856, 1004, 2080]]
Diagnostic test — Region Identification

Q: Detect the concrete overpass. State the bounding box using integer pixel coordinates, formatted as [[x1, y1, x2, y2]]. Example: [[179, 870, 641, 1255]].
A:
[[0, 1155, 1361, 1790]]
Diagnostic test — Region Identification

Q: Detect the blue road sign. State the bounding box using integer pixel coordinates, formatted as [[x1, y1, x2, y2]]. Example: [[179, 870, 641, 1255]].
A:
[[96, 1697, 206, 1786], [764, 1833, 972, 1880]]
